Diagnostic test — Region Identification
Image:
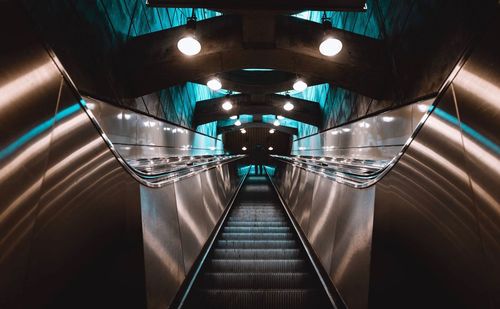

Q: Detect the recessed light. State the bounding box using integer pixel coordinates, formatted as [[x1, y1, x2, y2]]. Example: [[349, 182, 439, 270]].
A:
[[273, 120, 280, 126], [242, 146, 247, 151], [177, 36, 201, 56], [268, 146, 274, 151], [207, 78, 222, 91], [293, 79, 307, 92], [235, 120, 242, 126], [283, 102, 294, 111], [222, 100, 233, 111], [269, 129, 275, 134], [229, 115, 237, 119]]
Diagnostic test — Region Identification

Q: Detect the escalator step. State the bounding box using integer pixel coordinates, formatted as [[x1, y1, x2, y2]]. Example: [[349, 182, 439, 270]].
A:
[[228, 217, 287, 222], [197, 272, 314, 289], [185, 289, 330, 309], [212, 248, 302, 259], [208, 259, 307, 272], [225, 221, 289, 227], [220, 233, 294, 240], [224, 226, 291, 233], [217, 240, 298, 249]]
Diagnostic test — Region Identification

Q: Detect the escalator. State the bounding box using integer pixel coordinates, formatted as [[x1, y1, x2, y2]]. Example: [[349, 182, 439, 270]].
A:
[[182, 175, 333, 309]]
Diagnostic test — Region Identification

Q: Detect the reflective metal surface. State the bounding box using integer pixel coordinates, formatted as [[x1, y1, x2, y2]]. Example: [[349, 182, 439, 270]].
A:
[[141, 183, 184, 309]]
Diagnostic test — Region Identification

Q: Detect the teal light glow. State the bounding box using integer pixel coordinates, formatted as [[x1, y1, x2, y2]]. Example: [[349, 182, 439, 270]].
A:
[[264, 165, 276, 176], [242, 68, 275, 72], [433, 108, 500, 154], [0, 103, 81, 160]]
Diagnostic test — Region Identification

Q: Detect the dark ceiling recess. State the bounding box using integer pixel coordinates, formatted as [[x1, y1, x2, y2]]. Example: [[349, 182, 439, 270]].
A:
[[146, 0, 367, 12], [217, 122, 298, 136], [193, 93, 322, 126], [119, 14, 392, 99], [223, 128, 292, 158]]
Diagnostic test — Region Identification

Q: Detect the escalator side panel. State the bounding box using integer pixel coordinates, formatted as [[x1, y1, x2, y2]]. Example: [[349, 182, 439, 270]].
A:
[[271, 167, 375, 309], [22, 83, 145, 308], [372, 87, 488, 308], [141, 183, 184, 309]]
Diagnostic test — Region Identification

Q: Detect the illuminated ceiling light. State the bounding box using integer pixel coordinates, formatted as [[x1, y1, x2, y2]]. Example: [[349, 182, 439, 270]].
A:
[[273, 119, 281, 126], [342, 128, 351, 132], [269, 129, 275, 134], [319, 38, 343, 57], [242, 146, 247, 151], [268, 146, 274, 151], [283, 101, 294, 111], [177, 13, 201, 56], [117, 113, 123, 120], [382, 116, 394, 122], [277, 115, 284, 120], [222, 100, 233, 111], [207, 77, 222, 91], [240, 128, 246, 134], [229, 115, 237, 120], [319, 14, 343, 57], [293, 79, 308, 92], [235, 120, 242, 126]]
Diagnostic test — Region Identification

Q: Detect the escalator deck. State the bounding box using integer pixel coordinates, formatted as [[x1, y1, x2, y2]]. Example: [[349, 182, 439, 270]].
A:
[[183, 176, 332, 309]]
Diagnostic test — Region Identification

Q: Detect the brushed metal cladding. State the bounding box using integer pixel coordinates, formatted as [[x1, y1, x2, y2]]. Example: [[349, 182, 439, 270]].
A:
[[201, 168, 225, 228], [214, 164, 229, 204], [175, 174, 210, 273], [451, 26, 500, 304], [371, 89, 487, 308], [0, 25, 62, 304], [23, 85, 143, 307], [140, 184, 185, 309], [307, 176, 342, 273], [287, 166, 302, 210], [329, 185, 374, 309], [293, 169, 315, 235]]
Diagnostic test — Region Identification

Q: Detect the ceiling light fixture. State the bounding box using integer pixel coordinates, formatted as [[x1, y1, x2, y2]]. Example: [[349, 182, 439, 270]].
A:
[[269, 129, 275, 134], [177, 11, 201, 56], [222, 100, 233, 111], [283, 101, 294, 111], [242, 146, 247, 151], [240, 128, 246, 134], [268, 147, 274, 151], [293, 78, 308, 92], [277, 115, 284, 120], [207, 77, 222, 91], [273, 119, 280, 126], [229, 115, 237, 119], [235, 119, 242, 126], [319, 13, 343, 57]]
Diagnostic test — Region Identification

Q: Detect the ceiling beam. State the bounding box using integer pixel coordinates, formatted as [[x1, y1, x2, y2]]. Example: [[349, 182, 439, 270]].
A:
[[192, 94, 322, 126], [146, 0, 366, 11], [118, 14, 393, 99], [218, 122, 297, 136]]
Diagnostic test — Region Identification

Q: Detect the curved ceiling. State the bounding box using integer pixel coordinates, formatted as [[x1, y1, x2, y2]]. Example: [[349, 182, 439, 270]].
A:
[[217, 122, 298, 136], [193, 94, 321, 126], [118, 14, 393, 99]]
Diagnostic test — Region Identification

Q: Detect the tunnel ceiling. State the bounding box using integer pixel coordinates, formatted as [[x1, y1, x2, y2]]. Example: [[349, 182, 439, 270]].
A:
[[116, 2, 393, 141]]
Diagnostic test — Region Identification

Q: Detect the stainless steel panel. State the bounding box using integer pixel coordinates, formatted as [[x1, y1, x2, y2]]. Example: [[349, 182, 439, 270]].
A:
[[308, 176, 341, 273], [293, 170, 314, 235], [0, 6, 64, 304], [201, 168, 225, 229], [175, 174, 209, 273], [451, 25, 500, 304], [23, 84, 144, 307], [141, 184, 185, 309], [329, 185, 374, 309], [287, 166, 303, 211], [372, 89, 487, 308]]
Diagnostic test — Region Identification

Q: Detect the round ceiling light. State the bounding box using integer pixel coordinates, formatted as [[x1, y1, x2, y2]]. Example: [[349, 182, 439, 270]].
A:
[[222, 100, 233, 111], [293, 79, 308, 92], [240, 128, 246, 134], [177, 36, 201, 56], [269, 129, 275, 134], [242, 146, 247, 151], [283, 102, 294, 111], [273, 120, 280, 126], [277, 115, 284, 120], [268, 146, 274, 151], [207, 78, 222, 91], [235, 120, 242, 126], [229, 115, 237, 119], [319, 38, 343, 57]]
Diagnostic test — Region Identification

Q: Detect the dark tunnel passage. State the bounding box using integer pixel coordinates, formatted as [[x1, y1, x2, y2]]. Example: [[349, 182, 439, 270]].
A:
[[0, 1, 499, 308]]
